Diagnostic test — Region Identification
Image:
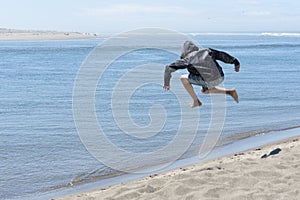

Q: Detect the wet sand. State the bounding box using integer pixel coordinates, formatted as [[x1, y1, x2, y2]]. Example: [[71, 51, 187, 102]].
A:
[[55, 136, 300, 200]]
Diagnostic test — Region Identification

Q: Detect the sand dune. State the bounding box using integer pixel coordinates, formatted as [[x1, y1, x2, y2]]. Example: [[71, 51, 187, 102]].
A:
[[56, 136, 300, 200]]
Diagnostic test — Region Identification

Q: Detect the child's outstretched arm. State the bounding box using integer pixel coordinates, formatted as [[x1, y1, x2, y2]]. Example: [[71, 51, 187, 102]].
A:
[[209, 48, 240, 72], [164, 59, 189, 90]]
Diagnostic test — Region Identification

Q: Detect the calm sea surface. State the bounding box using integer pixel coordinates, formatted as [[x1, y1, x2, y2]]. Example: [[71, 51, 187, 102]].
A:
[[1, 33, 300, 199]]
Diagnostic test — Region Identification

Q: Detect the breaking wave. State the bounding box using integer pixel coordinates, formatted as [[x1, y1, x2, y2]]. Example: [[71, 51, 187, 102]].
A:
[[261, 32, 300, 37], [187, 32, 300, 37]]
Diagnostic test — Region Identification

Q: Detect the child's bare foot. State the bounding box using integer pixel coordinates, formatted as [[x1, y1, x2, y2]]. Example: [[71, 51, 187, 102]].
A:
[[189, 99, 202, 108], [229, 90, 239, 103]]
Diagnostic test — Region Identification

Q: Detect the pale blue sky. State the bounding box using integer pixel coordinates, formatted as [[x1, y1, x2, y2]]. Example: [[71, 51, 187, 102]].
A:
[[1, 0, 300, 34]]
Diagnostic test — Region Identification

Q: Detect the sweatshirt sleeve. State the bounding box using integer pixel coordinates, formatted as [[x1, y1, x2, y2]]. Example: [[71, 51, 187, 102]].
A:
[[164, 59, 189, 86], [209, 48, 240, 66]]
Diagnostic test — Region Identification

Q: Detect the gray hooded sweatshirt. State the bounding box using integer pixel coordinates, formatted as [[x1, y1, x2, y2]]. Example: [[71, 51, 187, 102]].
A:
[[164, 41, 239, 87]]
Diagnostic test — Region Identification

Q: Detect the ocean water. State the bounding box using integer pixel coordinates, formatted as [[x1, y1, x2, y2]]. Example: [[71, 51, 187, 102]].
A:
[[1, 33, 300, 199]]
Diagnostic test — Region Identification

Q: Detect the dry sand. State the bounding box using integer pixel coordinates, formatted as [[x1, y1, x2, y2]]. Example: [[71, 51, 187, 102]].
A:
[[56, 136, 300, 200], [0, 28, 99, 40]]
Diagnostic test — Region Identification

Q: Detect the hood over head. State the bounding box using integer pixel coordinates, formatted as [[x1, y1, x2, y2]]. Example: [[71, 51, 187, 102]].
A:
[[180, 41, 199, 59]]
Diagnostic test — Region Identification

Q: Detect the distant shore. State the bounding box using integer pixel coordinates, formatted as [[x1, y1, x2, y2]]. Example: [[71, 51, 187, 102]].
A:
[[0, 28, 101, 41]]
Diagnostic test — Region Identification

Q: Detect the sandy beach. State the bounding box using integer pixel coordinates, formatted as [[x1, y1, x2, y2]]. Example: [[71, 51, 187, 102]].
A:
[[55, 136, 300, 200], [0, 28, 99, 40]]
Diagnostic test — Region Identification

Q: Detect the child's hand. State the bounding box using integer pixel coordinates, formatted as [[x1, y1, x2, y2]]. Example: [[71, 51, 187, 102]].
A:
[[163, 85, 170, 90], [235, 64, 240, 72]]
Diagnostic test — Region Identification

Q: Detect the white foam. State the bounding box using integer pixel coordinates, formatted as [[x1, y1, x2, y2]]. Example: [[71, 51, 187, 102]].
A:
[[261, 32, 300, 37], [187, 32, 300, 37]]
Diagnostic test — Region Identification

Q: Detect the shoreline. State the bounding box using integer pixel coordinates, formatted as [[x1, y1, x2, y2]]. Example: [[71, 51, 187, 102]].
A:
[[54, 134, 300, 200], [0, 28, 102, 41]]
